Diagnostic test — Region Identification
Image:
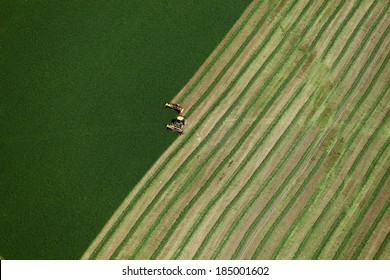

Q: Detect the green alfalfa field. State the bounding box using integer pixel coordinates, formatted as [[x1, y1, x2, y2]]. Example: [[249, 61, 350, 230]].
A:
[[0, 0, 252, 259], [83, 0, 390, 259]]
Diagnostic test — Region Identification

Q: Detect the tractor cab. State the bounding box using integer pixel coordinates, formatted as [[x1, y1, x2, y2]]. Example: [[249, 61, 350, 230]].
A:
[[165, 102, 187, 134], [166, 115, 187, 135]]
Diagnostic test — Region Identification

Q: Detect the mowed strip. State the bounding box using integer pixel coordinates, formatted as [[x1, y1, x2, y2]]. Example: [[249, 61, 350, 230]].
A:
[[82, 0, 271, 259], [109, 0, 298, 260], [244, 2, 390, 260], [128, 0, 317, 260], [82, 0, 390, 259], [169, 0, 341, 259]]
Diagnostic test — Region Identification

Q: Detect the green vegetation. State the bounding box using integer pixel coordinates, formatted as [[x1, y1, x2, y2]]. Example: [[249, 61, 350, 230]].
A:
[[82, 0, 390, 260], [252, 2, 389, 259], [89, 0, 270, 259], [270, 49, 389, 259], [0, 0, 251, 259]]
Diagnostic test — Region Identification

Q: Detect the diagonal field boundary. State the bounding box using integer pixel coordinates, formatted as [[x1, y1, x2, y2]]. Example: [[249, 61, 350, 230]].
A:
[[82, 0, 390, 259]]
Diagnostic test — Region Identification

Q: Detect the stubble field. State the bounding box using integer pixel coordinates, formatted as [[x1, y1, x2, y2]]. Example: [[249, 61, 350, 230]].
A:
[[83, 0, 390, 259]]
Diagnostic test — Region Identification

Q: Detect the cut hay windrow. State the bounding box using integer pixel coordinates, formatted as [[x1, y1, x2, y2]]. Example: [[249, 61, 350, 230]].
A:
[[337, 168, 389, 259], [271, 0, 386, 258], [265, 151, 329, 258], [270, 100, 388, 258], [321, 83, 390, 259], [328, 12, 389, 117], [83, 0, 390, 260], [177, 0, 286, 120], [320, 0, 364, 60], [313, 135, 390, 259], [190, 0, 384, 260], [179, 0, 295, 120], [237, 76, 366, 259], [139, 0, 349, 260], [191, 94, 314, 258], [374, 226, 390, 260], [259, 50, 390, 259], [353, 197, 390, 259], [106, 1, 298, 258], [172, 62, 316, 260], [294, 111, 390, 259], [205, 44, 362, 259], [151, 0, 324, 260], [87, 0, 276, 259], [248, 19, 390, 260], [210, 0, 374, 260], [121, 0, 316, 259], [177, 0, 266, 104], [314, 136, 390, 259], [230, 0, 361, 259], [203, 84, 317, 259], [234, 123, 323, 259], [292, 22, 390, 259], [180, 0, 281, 115], [330, 0, 386, 71], [333, 82, 390, 256]]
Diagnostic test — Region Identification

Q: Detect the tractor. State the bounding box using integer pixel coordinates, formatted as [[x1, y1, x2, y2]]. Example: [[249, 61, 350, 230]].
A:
[[166, 115, 187, 135]]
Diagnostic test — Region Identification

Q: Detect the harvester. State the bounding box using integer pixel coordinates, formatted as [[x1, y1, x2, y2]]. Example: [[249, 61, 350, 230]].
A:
[[166, 115, 187, 135], [165, 102, 184, 114]]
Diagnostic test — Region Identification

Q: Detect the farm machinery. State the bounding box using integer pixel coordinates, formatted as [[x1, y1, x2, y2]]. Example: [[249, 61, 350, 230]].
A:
[[166, 115, 187, 135], [165, 102, 187, 135], [165, 102, 184, 114]]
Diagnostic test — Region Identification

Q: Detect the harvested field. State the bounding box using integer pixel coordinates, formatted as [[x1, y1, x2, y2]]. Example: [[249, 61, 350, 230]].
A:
[[83, 0, 390, 259], [0, 0, 251, 259]]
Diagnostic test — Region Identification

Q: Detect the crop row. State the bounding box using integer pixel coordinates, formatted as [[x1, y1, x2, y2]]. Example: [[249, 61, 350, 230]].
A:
[[178, 0, 265, 104], [254, 14, 388, 260], [87, 0, 389, 259], [191, 0, 362, 259], [87, 0, 275, 259], [230, 0, 358, 259], [293, 109, 389, 259], [373, 208, 390, 259], [124, 0, 312, 259], [206, 0, 372, 260], [270, 0, 385, 258], [333, 75, 390, 258], [267, 49, 390, 259], [174, 61, 318, 259], [291, 20, 390, 259], [315, 134, 390, 259], [330, 0, 385, 71], [111, 0, 302, 259], [151, 0, 324, 260], [354, 195, 389, 259], [213, 0, 380, 258]]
